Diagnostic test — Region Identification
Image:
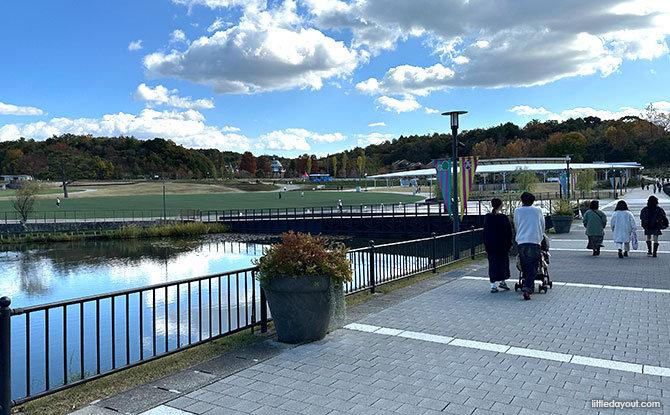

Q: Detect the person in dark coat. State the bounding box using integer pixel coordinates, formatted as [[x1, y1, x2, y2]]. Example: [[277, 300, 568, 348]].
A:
[[583, 200, 607, 256], [641, 195, 668, 257], [483, 198, 512, 293]]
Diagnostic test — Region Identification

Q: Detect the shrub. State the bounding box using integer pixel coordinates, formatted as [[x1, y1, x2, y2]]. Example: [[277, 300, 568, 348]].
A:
[[253, 231, 352, 287], [552, 199, 576, 216]]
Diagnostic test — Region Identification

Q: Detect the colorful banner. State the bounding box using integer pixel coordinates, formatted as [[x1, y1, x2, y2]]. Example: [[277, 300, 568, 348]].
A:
[[559, 173, 578, 198], [433, 158, 452, 214], [459, 156, 478, 217], [610, 176, 624, 189]]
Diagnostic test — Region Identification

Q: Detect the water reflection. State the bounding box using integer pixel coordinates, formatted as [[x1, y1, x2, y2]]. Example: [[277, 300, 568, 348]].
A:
[[0, 235, 268, 308]]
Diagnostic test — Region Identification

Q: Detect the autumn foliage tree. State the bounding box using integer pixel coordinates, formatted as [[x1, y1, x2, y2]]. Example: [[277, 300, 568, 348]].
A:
[[239, 151, 257, 174]]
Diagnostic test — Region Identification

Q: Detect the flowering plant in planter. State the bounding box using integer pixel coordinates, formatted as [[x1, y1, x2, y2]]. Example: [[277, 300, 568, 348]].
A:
[[550, 199, 576, 234], [253, 231, 352, 343], [254, 231, 352, 287]]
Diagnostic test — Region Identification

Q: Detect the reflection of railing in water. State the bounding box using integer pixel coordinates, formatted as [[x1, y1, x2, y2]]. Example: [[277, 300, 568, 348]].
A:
[[0, 228, 484, 412]]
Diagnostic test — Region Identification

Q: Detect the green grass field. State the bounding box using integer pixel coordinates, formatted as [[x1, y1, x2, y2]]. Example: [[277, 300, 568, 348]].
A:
[[0, 190, 423, 219]]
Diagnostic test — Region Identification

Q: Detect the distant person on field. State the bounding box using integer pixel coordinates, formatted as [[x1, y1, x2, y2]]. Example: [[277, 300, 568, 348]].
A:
[[56, 197, 61, 208], [483, 198, 512, 293], [611, 200, 636, 259], [337, 199, 343, 213], [641, 195, 668, 257], [583, 200, 607, 256], [514, 192, 545, 301]]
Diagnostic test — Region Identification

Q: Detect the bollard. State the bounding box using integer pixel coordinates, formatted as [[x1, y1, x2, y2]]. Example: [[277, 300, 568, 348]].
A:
[[470, 225, 476, 260], [369, 241, 376, 294], [0, 297, 12, 415], [431, 232, 437, 273]]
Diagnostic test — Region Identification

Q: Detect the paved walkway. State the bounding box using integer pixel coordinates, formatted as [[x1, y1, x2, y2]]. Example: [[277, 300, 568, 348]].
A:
[[73, 188, 670, 415]]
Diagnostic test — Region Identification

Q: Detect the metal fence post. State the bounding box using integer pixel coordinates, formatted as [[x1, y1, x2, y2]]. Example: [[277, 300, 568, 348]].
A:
[[260, 288, 268, 334], [470, 225, 476, 259], [431, 232, 437, 273], [369, 240, 376, 294], [0, 297, 12, 415]]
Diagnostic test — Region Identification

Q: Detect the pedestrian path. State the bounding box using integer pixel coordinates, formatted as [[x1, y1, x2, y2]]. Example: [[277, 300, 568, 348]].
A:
[[71, 189, 670, 415]]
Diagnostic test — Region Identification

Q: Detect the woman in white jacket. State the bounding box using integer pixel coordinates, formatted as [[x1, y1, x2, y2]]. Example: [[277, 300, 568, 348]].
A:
[[611, 200, 637, 258]]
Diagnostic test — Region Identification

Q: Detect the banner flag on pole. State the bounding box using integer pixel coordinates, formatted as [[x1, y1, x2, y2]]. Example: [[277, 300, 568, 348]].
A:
[[433, 158, 452, 215], [459, 156, 478, 218], [571, 173, 578, 198], [559, 174, 568, 198]]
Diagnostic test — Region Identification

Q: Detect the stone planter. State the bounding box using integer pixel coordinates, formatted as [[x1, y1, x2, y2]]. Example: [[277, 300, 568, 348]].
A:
[[550, 215, 573, 234], [263, 274, 334, 344]]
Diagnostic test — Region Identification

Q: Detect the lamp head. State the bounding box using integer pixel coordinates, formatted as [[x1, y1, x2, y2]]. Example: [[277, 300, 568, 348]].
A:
[[441, 110, 468, 129]]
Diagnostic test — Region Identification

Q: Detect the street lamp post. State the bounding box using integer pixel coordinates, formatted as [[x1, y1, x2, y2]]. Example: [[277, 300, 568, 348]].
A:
[[162, 176, 167, 223], [565, 155, 571, 200], [442, 111, 467, 235]]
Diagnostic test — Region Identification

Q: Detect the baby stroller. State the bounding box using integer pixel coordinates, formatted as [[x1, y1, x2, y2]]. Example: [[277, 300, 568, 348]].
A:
[[514, 236, 553, 293]]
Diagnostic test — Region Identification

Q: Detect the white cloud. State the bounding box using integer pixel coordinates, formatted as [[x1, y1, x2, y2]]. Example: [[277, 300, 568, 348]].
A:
[[452, 56, 469, 64], [0, 109, 248, 150], [128, 40, 143, 51], [0, 102, 44, 116], [306, 0, 670, 88], [207, 17, 230, 32], [508, 104, 644, 121], [651, 101, 670, 111], [172, 0, 264, 11], [255, 127, 346, 151], [133, 83, 214, 109], [356, 64, 454, 96], [356, 132, 393, 146], [170, 29, 188, 45], [376, 95, 421, 113], [145, 1, 360, 94], [509, 106, 552, 116], [424, 107, 439, 114], [368, 122, 386, 127], [221, 125, 240, 132]]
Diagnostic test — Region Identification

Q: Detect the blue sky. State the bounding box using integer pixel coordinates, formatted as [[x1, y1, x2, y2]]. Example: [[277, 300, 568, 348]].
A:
[[1, 0, 669, 157]]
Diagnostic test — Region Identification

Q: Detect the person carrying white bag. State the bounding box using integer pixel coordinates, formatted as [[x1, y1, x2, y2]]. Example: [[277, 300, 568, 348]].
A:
[[611, 200, 637, 258]]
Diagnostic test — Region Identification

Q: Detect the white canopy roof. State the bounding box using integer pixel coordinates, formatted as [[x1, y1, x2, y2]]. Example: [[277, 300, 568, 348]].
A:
[[368, 161, 642, 180]]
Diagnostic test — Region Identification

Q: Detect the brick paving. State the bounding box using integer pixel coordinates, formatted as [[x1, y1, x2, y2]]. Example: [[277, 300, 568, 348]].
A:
[[73, 189, 670, 415]]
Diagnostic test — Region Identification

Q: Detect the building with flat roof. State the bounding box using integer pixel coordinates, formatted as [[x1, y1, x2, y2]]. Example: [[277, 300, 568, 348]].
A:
[[368, 158, 642, 189]]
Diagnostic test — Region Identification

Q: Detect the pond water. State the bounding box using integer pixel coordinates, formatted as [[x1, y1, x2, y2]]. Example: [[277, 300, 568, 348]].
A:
[[1, 235, 274, 401], [0, 235, 268, 309]]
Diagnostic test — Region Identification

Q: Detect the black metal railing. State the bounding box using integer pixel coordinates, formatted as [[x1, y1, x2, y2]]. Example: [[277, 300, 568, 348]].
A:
[[0, 228, 483, 414], [0, 201, 479, 226]]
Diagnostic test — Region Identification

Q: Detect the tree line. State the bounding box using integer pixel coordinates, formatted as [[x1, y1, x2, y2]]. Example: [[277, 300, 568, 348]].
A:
[[1, 107, 669, 181]]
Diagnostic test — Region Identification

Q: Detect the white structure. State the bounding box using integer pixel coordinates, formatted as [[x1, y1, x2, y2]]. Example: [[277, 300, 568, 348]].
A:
[[368, 158, 642, 189], [0, 174, 33, 181], [271, 160, 285, 178]]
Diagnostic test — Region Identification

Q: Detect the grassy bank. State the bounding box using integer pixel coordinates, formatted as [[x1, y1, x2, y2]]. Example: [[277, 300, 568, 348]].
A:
[[0, 222, 229, 244], [0, 191, 422, 219]]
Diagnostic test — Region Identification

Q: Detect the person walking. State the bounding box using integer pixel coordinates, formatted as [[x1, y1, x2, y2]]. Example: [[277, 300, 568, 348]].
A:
[[583, 200, 607, 256], [56, 197, 61, 208], [483, 198, 512, 293], [641, 195, 668, 257], [611, 200, 636, 258], [514, 192, 545, 301], [337, 199, 343, 213]]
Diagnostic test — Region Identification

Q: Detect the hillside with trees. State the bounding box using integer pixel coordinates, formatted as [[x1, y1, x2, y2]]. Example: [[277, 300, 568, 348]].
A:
[[1, 109, 669, 181]]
